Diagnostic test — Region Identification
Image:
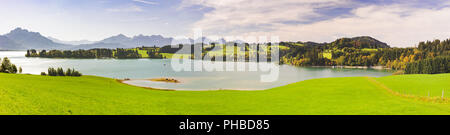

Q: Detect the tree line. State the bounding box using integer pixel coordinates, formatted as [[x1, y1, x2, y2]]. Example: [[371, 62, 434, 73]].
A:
[[26, 47, 165, 59], [42, 67, 82, 77], [280, 38, 449, 74], [404, 56, 448, 74]]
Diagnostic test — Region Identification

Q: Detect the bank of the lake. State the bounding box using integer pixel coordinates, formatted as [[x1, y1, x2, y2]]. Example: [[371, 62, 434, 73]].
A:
[[0, 73, 448, 115]]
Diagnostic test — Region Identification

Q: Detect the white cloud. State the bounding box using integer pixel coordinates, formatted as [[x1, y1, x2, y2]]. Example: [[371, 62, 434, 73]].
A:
[[182, 0, 349, 33], [133, 0, 158, 5], [274, 5, 450, 47], [182, 0, 450, 47]]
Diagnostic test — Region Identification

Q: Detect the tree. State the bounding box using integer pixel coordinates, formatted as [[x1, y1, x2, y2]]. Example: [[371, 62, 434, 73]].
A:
[[65, 68, 72, 76], [45, 67, 82, 77], [1, 57, 14, 73], [405, 56, 448, 74], [26, 50, 31, 57], [72, 70, 82, 77], [336, 56, 345, 66], [48, 67, 57, 76], [11, 64, 17, 73], [57, 68, 65, 76]]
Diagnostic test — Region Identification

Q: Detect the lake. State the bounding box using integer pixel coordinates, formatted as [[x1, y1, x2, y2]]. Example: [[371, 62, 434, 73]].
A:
[[0, 51, 393, 90]]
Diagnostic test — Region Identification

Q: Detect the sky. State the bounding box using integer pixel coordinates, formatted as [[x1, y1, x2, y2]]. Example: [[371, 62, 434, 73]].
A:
[[0, 0, 450, 47]]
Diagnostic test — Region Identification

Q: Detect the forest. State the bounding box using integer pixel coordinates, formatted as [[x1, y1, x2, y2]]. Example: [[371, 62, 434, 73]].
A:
[[25, 36, 449, 74], [26, 47, 165, 59], [279, 37, 449, 74]]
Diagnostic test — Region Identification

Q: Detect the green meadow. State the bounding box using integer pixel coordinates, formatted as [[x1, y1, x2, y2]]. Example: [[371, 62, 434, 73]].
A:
[[0, 73, 448, 115], [376, 74, 449, 98]]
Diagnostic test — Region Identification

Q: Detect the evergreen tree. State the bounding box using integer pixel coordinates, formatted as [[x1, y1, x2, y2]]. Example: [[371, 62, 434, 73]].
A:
[[57, 68, 65, 76], [66, 68, 72, 76]]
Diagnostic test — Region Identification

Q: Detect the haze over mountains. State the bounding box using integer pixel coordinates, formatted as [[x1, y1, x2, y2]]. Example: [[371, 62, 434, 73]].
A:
[[72, 34, 174, 50], [0, 28, 184, 50], [0, 35, 25, 50], [0, 28, 391, 50], [47, 36, 95, 45]]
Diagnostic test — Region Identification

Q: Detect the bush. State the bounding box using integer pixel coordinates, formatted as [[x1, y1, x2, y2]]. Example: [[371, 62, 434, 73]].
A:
[[41, 72, 47, 76]]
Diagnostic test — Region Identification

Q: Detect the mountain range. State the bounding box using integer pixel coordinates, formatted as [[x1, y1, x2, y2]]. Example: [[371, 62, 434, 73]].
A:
[[0, 27, 390, 50], [71, 34, 175, 50], [2, 28, 70, 50]]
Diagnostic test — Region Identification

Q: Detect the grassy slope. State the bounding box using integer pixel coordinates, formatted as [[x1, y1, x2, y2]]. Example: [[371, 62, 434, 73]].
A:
[[0, 73, 449, 115], [376, 74, 450, 98]]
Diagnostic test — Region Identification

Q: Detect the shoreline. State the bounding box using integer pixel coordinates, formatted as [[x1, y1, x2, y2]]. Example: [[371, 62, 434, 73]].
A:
[[148, 78, 181, 83], [119, 79, 264, 91], [310, 65, 392, 70], [117, 79, 176, 91]]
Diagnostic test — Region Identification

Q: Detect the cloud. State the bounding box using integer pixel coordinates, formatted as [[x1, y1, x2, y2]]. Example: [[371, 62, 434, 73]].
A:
[[272, 5, 450, 47], [133, 0, 158, 5], [106, 5, 144, 12], [182, 0, 450, 47], [182, 0, 349, 33], [117, 17, 159, 23]]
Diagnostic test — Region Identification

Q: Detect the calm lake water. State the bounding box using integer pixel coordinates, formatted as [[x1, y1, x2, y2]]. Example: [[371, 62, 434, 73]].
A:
[[0, 51, 392, 90]]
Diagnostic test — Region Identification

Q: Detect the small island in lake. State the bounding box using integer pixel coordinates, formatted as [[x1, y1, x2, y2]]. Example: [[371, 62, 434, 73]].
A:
[[149, 78, 181, 83]]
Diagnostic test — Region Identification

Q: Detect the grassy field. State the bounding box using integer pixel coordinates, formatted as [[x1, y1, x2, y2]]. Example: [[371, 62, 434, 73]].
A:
[[376, 74, 449, 98], [136, 49, 149, 58], [161, 53, 191, 59], [362, 48, 379, 52], [0, 73, 449, 115], [161, 53, 174, 58]]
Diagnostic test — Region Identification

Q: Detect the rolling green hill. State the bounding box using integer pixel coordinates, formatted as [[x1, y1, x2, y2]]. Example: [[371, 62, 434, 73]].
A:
[[0, 73, 448, 115], [329, 36, 390, 49]]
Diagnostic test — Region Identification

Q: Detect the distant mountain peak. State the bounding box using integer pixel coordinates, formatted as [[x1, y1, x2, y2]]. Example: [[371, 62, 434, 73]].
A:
[[8, 27, 44, 37], [115, 34, 128, 38], [105, 34, 130, 40], [10, 27, 30, 34], [11, 27, 27, 32], [4, 27, 69, 49]]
